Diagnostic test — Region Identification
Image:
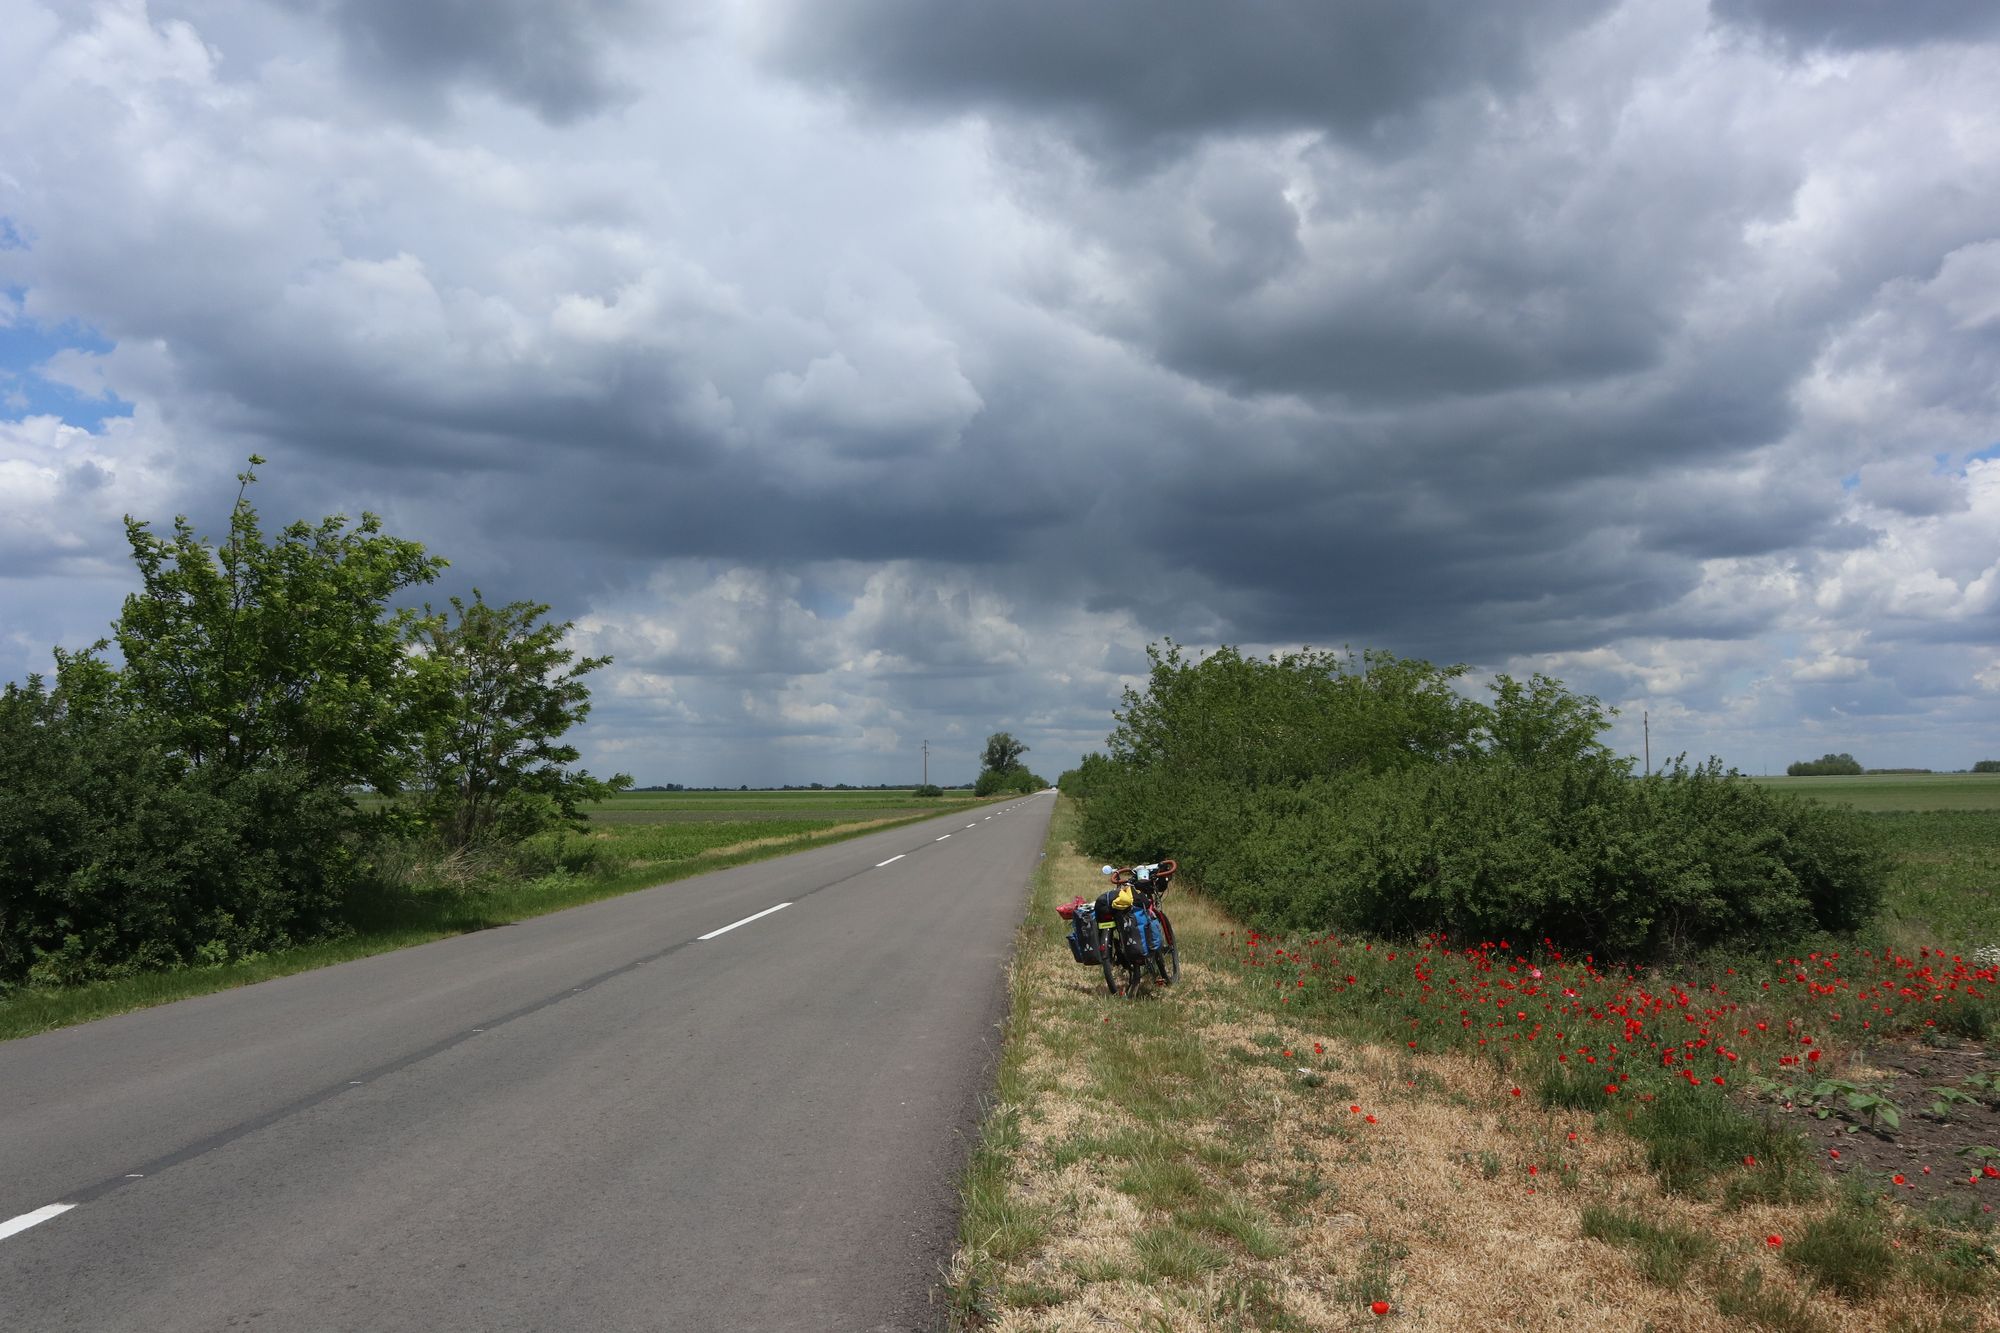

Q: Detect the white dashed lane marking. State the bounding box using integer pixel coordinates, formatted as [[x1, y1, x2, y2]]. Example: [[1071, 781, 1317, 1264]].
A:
[[697, 903, 792, 941], [0, 1203, 75, 1243]]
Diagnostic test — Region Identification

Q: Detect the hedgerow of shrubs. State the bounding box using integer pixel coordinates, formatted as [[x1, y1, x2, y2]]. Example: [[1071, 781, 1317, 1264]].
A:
[[1064, 642, 1887, 962]]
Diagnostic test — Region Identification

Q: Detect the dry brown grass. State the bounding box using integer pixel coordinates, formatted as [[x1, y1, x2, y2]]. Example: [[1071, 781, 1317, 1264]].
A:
[[948, 809, 2000, 1332]]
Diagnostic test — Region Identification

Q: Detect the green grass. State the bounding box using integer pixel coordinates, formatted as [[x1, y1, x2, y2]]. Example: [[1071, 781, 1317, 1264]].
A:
[[1712, 1266, 1815, 1331], [1783, 1186, 1897, 1301], [1625, 1087, 1818, 1202], [1748, 773, 2000, 812], [1579, 1203, 1716, 1286], [942, 797, 1069, 1326], [1133, 1224, 1230, 1281], [0, 793, 981, 1042], [1874, 811, 2000, 950]]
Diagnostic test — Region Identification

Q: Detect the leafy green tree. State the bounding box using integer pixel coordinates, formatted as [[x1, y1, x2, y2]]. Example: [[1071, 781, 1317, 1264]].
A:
[[1106, 641, 1485, 787], [114, 457, 445, 792], [983, 732, 1029, 773], [410, 592, 632, 848], [1482, 672, 1621, 768], [1972, 760, 1999, 774], [1058, 753, 1120, 800]]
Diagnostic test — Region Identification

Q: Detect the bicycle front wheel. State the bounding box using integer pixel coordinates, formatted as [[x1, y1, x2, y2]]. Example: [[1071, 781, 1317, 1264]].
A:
[[1151, 908, 1179, 984]]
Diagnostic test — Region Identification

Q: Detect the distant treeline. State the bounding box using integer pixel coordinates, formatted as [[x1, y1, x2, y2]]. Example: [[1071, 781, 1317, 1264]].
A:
[[1788, 753, 1863, 776], [1785, 754, 1996, 776], [1, 462, 626, 994], [1062, 644, 1884, 963], [631, 782, 973, 792]]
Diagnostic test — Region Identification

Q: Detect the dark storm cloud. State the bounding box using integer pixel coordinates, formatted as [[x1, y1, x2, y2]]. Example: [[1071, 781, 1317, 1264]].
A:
[[765, 0, 1616, 161], [7, 0, 1999, 779], [1711, 0, 2000, 52], [280, 0, 650, 120]]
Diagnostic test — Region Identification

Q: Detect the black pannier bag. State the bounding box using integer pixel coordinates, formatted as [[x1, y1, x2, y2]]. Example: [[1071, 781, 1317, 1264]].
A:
[[1061, 900, 1101, 964]]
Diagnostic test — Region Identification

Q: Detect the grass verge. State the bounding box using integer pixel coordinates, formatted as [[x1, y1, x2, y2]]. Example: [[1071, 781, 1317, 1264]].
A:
[[943, 796, 2000, 1330]]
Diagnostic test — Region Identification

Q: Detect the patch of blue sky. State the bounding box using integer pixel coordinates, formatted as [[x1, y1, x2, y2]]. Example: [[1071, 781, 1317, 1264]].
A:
[[1964, 441, 2000, 465], [0, 285, 133, 428]]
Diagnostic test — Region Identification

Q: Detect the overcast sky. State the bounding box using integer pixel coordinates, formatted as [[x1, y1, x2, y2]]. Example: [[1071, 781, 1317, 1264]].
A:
[[3, 0, 1997, 785]]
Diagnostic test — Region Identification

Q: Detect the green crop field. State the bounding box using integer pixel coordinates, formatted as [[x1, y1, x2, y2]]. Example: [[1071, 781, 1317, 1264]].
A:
[[572, 789, 984, 863], [1746, 772, 2000, 812], [1743, 776, 1999, 949], [585, 788, 980, 824]]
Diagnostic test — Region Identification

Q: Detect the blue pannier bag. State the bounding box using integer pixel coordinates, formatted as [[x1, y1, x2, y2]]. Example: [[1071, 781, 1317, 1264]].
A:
[[1116, 905, 1151, 959]]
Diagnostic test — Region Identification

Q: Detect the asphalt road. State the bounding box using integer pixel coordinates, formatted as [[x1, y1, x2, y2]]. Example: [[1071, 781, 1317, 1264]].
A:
[[0, 794, 1055, 1332]]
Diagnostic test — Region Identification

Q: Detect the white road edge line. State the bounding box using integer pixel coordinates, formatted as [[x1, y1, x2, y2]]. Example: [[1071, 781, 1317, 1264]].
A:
[[875, 854, 905, 867], [935, 834, 951, 841], [698, 903, 792, 941], [0, 1203, 76, 1242]]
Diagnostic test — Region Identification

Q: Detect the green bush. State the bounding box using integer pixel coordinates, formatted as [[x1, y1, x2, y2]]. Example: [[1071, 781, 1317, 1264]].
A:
[[1184, 757, 1884, 961], [1974, 760, 2000, 774], [0, 678, 365, 992], [1072, 641, 1890, 962]]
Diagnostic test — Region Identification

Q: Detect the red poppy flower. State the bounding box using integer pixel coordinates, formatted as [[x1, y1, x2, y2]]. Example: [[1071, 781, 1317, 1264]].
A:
[[1766, 1234, 1783, 1247], [1371, 1301, 1390, 1316], [1365, 1114, 1378, 1123], [1893, 1174, 1907, 1186], [1743, 1156, 1755, 1167], [1510, 1087, 1522, 1098]]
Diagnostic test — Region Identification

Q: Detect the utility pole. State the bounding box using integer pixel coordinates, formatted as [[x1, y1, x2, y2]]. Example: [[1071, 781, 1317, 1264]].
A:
[[922, 739, 928, 788], [1644, 710, 1650, 776]]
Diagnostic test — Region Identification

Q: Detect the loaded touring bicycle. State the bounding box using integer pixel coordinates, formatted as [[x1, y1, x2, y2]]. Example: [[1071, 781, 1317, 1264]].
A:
[[1057, 859, 1180, 996]]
